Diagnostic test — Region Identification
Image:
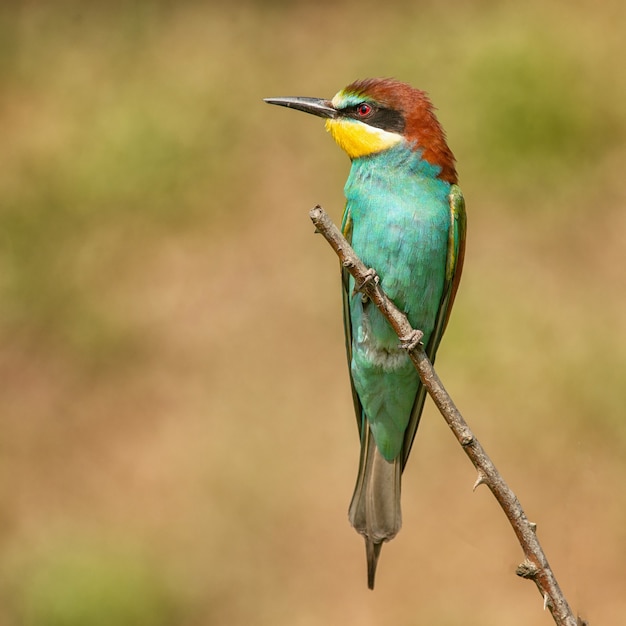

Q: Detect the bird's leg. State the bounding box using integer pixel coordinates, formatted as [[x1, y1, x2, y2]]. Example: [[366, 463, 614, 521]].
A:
[[353, 268, 379, 299], [399, 329, 424, 352]]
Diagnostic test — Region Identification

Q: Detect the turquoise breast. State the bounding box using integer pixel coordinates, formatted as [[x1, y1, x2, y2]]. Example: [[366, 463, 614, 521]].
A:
[[344, 144, 451, 460]]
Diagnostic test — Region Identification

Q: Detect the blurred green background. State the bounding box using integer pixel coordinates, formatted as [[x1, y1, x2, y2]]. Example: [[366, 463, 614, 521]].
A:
[[1, 1, 625, 624]]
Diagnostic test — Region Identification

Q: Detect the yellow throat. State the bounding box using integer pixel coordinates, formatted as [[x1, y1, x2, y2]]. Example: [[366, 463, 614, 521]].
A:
[[325, 117, 403, 160]]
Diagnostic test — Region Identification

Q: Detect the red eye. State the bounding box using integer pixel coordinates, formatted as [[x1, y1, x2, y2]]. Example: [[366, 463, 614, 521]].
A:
[[356, 103, 372, 117]]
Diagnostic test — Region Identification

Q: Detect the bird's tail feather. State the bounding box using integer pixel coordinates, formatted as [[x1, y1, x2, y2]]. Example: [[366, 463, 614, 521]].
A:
[[348, 425, 402, 589]]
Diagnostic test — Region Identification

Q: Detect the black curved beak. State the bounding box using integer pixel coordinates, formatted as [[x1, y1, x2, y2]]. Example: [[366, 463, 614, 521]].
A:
[[264, 96, 338, 119]]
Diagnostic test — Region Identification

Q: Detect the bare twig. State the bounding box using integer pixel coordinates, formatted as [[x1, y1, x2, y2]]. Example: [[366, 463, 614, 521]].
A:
[[309, 205, 583, 626]]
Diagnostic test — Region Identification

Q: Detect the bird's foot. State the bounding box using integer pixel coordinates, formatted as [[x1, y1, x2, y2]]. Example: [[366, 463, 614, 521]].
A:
[[399, 329, 424, 352], [353, 268, 379, 300]]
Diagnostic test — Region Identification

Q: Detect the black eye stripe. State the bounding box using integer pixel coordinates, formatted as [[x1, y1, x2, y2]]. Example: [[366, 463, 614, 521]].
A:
[[341, 104, 405, 134]]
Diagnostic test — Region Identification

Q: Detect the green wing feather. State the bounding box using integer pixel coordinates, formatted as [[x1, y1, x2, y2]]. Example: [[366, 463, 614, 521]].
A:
[[340, 206, 365, 434], [400, 184, 466, 467]]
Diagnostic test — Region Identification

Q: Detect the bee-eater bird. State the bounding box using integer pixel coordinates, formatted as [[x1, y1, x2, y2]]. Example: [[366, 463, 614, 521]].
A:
[[265, 78, 466, 589]]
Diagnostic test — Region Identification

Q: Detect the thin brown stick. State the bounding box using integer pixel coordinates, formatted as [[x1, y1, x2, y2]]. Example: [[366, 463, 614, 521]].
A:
[[310, 205, 584, 626]]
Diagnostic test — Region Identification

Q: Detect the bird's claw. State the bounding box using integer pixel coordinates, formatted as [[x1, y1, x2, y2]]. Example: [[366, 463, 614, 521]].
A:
[[353, 268, 379, 297], [399, 329, 424, 351]]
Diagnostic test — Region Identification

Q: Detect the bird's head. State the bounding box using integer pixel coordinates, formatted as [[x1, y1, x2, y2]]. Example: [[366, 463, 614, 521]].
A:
[[265, 77, 457, 184]]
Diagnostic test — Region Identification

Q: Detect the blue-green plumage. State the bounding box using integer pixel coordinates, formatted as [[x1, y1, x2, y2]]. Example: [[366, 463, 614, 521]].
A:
[[343, 145, 451, 461]]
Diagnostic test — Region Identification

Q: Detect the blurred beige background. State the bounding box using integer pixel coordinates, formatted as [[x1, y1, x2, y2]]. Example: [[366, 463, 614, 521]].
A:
[[1, 1, 624, 624]]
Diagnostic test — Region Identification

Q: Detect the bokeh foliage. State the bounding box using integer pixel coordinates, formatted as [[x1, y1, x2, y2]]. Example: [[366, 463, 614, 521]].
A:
[[1, 1, 625, 625]]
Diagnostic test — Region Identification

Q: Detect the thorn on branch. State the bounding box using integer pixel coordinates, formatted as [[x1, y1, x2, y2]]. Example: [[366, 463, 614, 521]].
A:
[[472, 473, 487, 491]]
